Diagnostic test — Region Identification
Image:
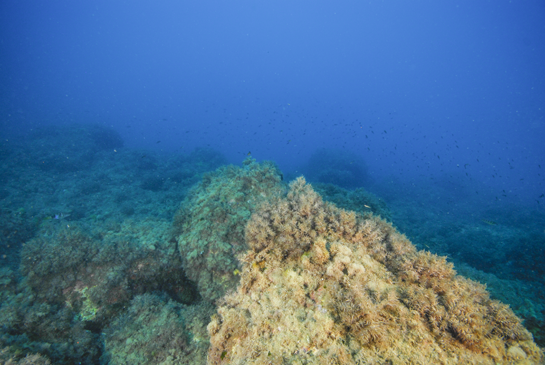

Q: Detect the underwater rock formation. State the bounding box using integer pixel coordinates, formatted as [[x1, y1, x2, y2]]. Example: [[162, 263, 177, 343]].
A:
[[20, 218, 194, 325], [2, 155, 543, 364], [0, 347, 51, 365], [174, 158, 285, 302], [102, 293, 215, 364], [4, 218, 196, 363], [207, 177, 543, 364]]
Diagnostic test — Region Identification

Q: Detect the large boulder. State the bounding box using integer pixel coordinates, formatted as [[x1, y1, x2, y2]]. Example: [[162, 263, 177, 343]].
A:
[[207, 177, 543, 364], [174, 158, 285, 302]]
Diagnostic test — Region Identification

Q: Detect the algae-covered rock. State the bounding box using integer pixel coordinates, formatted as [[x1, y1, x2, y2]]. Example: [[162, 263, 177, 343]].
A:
[[9, 217, 197, 363], [174, 158, 285, 302], [207, 177, 544, 364], [0, 281, 101, 364], [102, 293, 215, 365], [19, 218, 196, 328], [0, 347, 52, 365]]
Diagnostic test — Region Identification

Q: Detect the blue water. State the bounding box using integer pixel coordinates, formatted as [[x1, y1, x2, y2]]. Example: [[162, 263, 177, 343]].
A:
[[2, 1, 544, 202], [1, 1, 544, 363]]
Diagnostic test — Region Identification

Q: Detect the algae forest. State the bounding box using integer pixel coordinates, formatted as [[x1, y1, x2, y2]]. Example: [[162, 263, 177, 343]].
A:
[[0, 124, 543, 364]]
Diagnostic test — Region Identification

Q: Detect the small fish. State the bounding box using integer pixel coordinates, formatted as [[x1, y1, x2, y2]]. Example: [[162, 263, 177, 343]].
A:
[[364, 205, 371, 209], [482, 220, 497, 226]]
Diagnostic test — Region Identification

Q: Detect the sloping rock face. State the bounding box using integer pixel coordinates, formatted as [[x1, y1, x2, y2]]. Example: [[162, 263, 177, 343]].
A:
[[174, 158, 285, 302], [207, 177, 543, 365]]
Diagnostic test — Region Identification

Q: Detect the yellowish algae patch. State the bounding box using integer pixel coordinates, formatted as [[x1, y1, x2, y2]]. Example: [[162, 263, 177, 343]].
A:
[[207, 177, 544, 364]]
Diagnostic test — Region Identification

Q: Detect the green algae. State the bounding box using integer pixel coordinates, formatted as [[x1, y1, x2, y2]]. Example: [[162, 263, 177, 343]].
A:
[[173, 157, 285, 302]]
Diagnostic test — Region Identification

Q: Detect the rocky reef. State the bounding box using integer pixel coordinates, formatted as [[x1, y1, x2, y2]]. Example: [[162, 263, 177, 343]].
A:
[[0, 149, 543, 364], [173, 158, 285, 302], [2, 217, 198, 363], [207, 177, 543, 364], [102, 293, 214, 364]]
